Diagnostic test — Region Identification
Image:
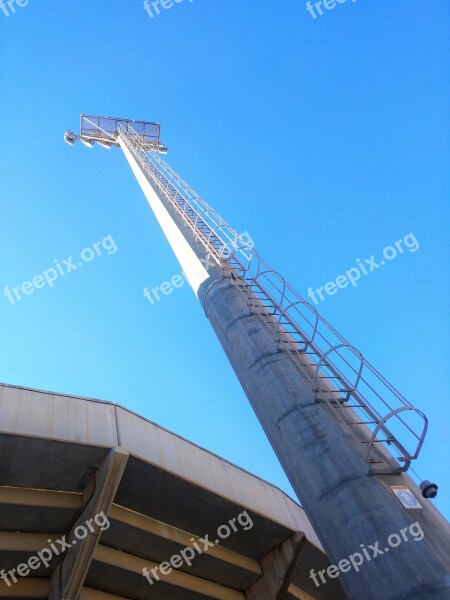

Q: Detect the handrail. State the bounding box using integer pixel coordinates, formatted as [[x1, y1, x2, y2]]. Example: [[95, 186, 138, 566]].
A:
[[117, 123, 428, 475]]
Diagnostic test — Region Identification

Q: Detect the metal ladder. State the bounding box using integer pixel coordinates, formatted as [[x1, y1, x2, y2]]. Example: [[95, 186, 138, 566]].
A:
[[118, 124, 428, 476]]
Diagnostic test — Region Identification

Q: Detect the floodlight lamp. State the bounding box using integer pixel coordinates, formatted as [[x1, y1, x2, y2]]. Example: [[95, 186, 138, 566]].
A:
[[80, 138, 94, 148], [64, 131, 77, 145], [98, 141, 112, 150]]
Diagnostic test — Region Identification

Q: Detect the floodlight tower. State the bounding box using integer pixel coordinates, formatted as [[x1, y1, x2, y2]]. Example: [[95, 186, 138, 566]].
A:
[[65, 115, 450, 600]]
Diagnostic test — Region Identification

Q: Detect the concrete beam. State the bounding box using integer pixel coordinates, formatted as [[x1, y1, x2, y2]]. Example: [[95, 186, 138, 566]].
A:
[[49, 447, 129, 600], [0, 486, 82, 509], [79, 589, 130, 600], [93, 543, 245, 600], [245, 532, 306, 600], [0, 486, 261, 578], [0, 536, 250, 600], [110, 503, 262, 575], [0, 579, 129, 599], [287, 585, 316, 600], [0, 531, 50, 551], [0, 578, 49, 597]]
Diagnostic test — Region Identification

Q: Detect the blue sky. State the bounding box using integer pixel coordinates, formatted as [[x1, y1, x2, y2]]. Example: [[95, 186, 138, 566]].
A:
[[0, 1, 449, 519]]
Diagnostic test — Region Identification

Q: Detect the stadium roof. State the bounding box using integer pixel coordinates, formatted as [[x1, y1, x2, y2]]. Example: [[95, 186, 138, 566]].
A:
[[0, 383, 346, 600]]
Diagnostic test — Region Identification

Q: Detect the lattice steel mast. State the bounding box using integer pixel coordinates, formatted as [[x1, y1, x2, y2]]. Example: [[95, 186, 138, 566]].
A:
[[65, 115, 450, 600]]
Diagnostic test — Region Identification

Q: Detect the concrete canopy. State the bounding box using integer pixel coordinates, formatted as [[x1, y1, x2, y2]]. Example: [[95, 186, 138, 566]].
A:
[[0, 384, 346, 600]]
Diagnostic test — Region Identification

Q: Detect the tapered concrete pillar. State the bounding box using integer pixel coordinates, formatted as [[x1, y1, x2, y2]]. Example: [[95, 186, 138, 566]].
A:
[[198, 276, 450, 600], [117, 128, 450, 600]]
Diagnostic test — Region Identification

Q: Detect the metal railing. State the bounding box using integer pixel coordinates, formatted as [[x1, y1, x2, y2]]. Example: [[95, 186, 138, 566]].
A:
[[118, 123, 253, 267], [118, 124, 428, 475]]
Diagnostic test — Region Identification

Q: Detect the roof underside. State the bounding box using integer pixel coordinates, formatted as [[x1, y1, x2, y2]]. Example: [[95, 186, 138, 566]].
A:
[[0, 384, 346, 600]]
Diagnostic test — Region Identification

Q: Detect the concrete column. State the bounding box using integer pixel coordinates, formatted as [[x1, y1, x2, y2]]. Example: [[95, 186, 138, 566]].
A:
[[49, 447, 129, 600], [245, 532, 305, 600], [120, 142, 450, 600], [199, 276, 450, 600]]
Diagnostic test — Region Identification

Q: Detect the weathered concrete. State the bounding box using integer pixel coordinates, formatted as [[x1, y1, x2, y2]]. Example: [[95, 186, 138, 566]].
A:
[[245, 532, 305, 600], [117, 141, 450, 599], [49, 447, 129, 600], [198, 276, 450, 600], [0, 384, 319, 542], [0, 383, 346, 599]]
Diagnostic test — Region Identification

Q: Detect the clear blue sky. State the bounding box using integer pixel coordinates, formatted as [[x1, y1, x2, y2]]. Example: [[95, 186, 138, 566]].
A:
[[0, 1, 449, 519]]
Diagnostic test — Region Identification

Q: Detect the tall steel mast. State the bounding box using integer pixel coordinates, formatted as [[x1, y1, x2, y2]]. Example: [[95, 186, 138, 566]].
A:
[[65, 115, 450, 600]]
